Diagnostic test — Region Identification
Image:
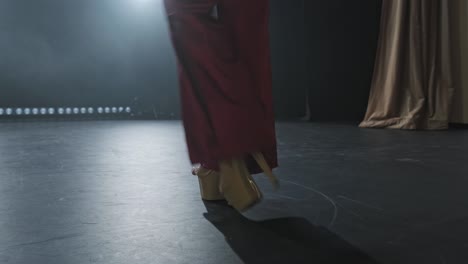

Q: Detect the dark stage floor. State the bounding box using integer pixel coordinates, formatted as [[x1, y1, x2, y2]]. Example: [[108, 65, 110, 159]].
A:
[[0, 121, 467, 264]]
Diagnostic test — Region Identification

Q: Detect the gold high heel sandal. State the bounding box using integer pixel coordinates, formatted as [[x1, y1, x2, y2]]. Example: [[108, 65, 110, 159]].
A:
[[193, 166, 224, 201], [218, 153, 279, 212]]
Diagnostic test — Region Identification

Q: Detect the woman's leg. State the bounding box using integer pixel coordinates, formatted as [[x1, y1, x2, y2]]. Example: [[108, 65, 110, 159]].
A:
[[164, 0, 278, 210]]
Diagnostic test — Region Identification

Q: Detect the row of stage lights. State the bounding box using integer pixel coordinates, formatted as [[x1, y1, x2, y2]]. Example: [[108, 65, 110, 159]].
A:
[[0, 107, 132, 116]]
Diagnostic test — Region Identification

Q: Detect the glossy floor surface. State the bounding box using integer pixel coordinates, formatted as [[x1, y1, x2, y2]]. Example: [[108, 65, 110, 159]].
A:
[[0, 121, 467, 264]]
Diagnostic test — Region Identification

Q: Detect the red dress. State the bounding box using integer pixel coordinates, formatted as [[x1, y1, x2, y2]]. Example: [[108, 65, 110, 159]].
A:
[[164, 0, 277, 173]]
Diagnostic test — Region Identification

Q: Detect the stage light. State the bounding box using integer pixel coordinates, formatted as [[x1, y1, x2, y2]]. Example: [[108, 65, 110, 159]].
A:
[[0, 106, 135, 118]]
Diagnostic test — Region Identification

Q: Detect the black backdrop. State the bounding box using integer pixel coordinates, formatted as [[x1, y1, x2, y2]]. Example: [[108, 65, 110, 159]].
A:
[[0, 0, 381, 120], [305, 0, 382, 121]]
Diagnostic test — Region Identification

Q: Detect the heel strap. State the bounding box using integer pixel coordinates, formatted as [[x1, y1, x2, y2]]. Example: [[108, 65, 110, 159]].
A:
[[252, 153, 280, 190]]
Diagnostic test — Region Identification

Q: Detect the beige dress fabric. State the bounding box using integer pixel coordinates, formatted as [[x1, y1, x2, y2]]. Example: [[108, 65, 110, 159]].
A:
[[360, 0, 454, 130]]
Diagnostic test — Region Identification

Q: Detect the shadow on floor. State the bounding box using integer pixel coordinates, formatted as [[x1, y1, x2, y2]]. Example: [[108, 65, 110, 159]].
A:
[[203, 201, 378, 264]]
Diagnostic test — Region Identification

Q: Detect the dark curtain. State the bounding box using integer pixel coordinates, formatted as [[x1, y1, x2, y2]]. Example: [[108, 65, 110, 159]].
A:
[[449, 0, 468, 124], [305, 0, 382, 122]]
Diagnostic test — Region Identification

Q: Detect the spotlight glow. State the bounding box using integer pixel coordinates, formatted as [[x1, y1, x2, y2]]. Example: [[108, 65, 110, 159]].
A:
[[104, 107, 110, 114], [130, 0, 155, 10], [58, 108, 65, 115], [119, 107, 124, 113], [48, 108, 55, 115], [66, 108, 72, 115], [15, 108, 23, 115], [40, 108, 47, 115], [112, 107, 117, 114], [88, 107, 94, 114], [32, 108, 39, 115], [0, 108, 4, 115], [97, 107, 103, 114], [80, 107, 87, 114], [6, 108, 13, 115], [125, 107, 131, 113], [73, 108, 79, 114], [24, 108, 31, 115]]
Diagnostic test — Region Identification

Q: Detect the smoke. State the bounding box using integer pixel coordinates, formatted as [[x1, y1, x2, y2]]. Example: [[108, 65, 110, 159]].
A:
[[0, 30, 56, 79], [0, 0, 178, 107]]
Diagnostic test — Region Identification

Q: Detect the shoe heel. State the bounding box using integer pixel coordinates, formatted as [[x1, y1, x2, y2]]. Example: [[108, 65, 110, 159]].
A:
[[196, 168, 224, 201]]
